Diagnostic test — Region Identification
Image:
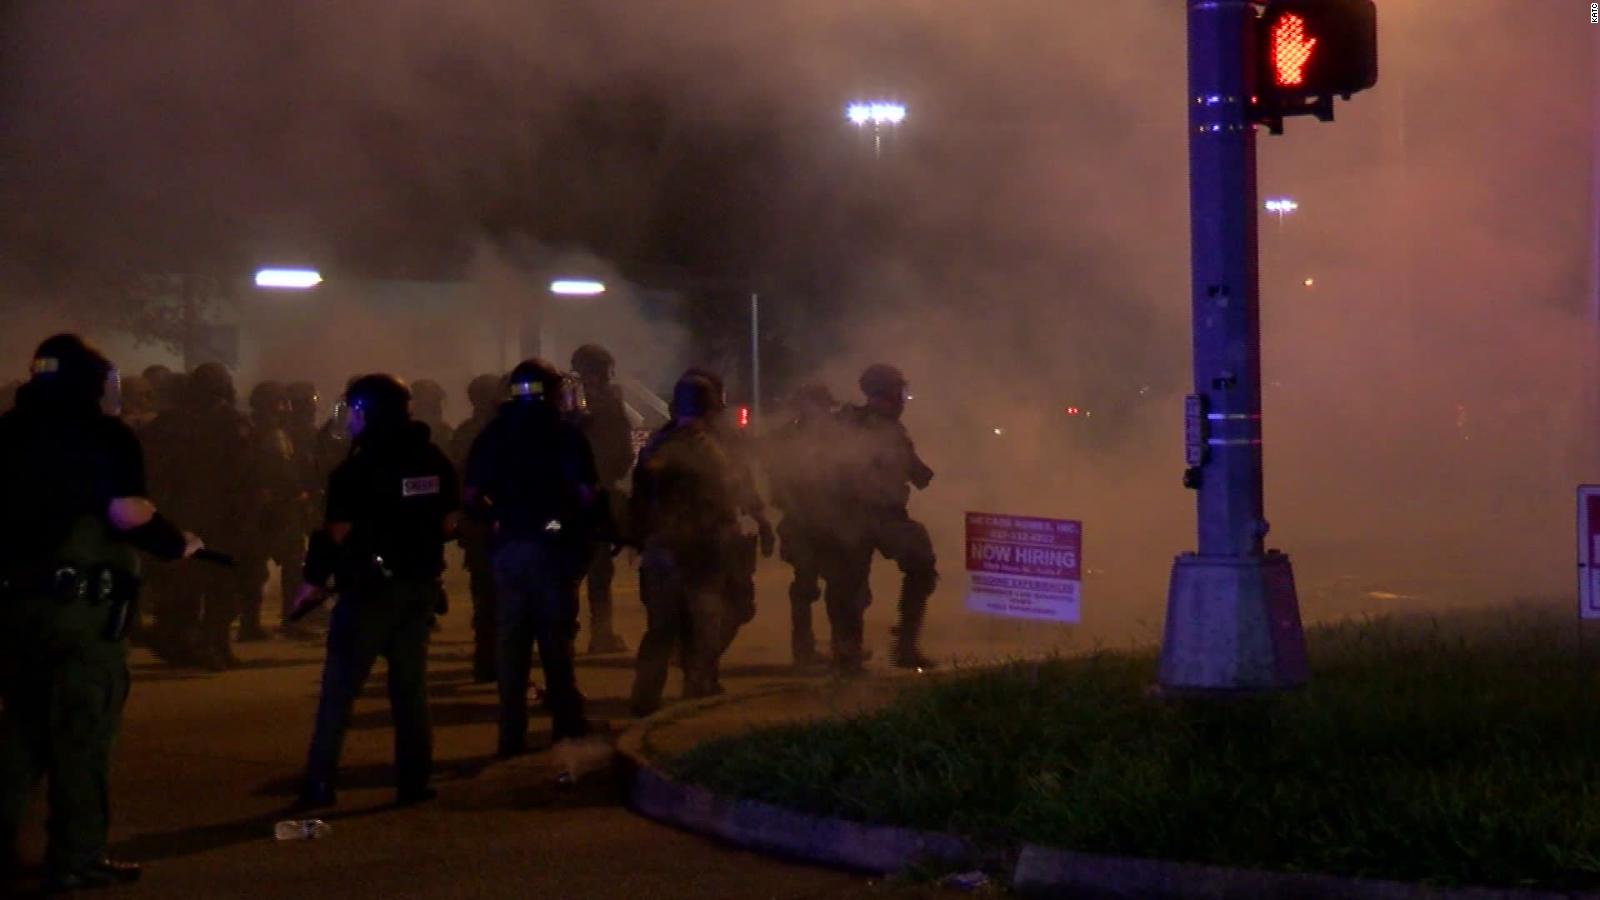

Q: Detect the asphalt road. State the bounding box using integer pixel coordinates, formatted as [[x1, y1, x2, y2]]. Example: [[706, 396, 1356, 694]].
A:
[[5, 555, 992, 899]]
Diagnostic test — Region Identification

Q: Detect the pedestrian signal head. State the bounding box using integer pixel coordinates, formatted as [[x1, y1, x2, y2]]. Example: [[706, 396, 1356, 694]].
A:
[[1255, 0, 1377, 131]]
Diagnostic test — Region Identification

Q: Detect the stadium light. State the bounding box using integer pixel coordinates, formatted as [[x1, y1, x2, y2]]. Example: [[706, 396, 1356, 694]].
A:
[[846, 102, 907, 127]]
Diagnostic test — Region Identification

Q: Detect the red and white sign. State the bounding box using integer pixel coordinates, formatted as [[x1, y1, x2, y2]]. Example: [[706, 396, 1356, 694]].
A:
[[965, 512, 1081, 623], [1578, 486, 1600, 620]]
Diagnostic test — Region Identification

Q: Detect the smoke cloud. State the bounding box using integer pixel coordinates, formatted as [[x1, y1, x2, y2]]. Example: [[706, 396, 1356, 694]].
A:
[[0, 0, 1591, 652]]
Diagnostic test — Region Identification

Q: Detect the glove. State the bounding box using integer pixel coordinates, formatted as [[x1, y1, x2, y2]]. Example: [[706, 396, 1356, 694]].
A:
[[287, 584, 331, 622], [757, 520, 776, 559]]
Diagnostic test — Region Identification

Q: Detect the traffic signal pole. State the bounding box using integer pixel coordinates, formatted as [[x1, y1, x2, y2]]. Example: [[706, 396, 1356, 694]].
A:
[[1158, 0, 1309, 692]]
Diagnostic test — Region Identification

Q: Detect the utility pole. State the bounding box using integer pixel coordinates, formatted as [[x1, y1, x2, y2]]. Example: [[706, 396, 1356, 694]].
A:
[[180, 275, 197, 372], [1590, 25, 1600, 466], [1158, 0, 1309, 692], [750, 292, 762, 423]]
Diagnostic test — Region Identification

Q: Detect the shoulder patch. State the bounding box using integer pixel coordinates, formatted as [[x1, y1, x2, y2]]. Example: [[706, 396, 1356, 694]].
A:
[[402, 475, 442, 498]]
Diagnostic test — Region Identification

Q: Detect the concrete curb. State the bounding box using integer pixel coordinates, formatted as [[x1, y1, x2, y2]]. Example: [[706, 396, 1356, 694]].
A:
[[617, 683, 978, 874], [1012, 845, 1598, 900], [619, 683, 1600, 900]]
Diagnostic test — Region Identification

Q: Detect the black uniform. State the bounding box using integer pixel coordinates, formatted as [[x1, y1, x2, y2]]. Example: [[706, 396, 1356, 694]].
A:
[[464, 401, 596, 754], [301, 421, 457, 801], [573, 382, 635, 652], [0, 378, 186, 886], [627, 420, 740, 715]]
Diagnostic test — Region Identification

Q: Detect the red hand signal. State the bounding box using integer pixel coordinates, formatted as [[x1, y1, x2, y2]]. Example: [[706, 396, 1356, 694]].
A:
[[1271, 13, 1318, 87]]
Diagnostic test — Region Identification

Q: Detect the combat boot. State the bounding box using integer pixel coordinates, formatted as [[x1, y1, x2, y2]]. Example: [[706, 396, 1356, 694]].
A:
[[44, 858, 141, 893], [890, 575, 938, 670], [790, 595, 821, 667]]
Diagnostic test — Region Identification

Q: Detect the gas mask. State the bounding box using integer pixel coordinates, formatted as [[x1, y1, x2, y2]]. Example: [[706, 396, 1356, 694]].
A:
[[333, 398, 353, 440], [560, 372, 588, 416], [101, 368, 123, 417]]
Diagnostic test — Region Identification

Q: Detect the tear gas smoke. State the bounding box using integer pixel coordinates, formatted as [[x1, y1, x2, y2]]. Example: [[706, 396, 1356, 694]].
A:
[[0, 1, 1590, 657]]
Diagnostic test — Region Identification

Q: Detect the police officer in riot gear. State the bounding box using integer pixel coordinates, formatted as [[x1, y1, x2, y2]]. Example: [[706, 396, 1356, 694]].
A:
[[0, 334, 203, 892], [679, 368, 774, 657], [463, 360, 597, 757], [411, 379, 454, 452], [291, 374, 458, 808], [280, 381, 321, 632], [238, 381, 301, 642], [824, 364, 939, 671], [570, 344, 634, 654], [765, 384, 841, 666], [142, 362, 250, 669], [628, 373, 743, 716], [452, 373, 507, 682]]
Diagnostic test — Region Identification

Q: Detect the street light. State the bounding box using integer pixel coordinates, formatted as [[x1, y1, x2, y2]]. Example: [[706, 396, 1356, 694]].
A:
[[846, 101, 907, 158], [549, 279, 606, 296], [254, 268, 323, 290], [1264, 197, 1299, 231], [846, 102, 907, 126]]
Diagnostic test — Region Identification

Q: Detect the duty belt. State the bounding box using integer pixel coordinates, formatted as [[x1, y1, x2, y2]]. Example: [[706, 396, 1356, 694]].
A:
[[0, 565, 118, 604]]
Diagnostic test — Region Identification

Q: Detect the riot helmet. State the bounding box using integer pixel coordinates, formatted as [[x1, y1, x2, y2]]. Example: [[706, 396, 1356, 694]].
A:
[[571, 344, 616, 383], [859, 363, 909, 418], [412, 379, 447, 423], [250, 381, 290, 424], [189, 361, 236, 408], [671, 374, 721, 421], [27, 334, 116, 413], [287, 381, 319, 424], [507, 359, 564, 409], [681, 367, 727, 412], [344, 374, 411, 440], [467, 373, 503, 413]]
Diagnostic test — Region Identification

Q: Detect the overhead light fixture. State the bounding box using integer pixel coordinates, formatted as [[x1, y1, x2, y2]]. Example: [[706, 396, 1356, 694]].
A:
[[550, 279, 607, 296], [255, 268, 323, 290]]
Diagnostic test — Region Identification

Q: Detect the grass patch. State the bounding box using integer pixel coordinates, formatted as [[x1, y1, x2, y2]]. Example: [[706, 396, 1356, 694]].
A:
[[668, 607, 1600, 889]]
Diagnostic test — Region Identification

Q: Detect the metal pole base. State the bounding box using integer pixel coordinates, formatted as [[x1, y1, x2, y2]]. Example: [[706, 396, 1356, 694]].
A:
[[1158, 552, 1308, 692]]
